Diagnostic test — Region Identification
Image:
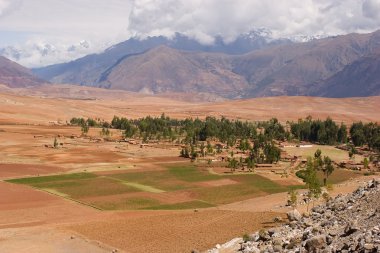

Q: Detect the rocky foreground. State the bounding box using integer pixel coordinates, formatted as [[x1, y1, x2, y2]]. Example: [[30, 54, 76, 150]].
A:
[[206, 179, 380, 253]]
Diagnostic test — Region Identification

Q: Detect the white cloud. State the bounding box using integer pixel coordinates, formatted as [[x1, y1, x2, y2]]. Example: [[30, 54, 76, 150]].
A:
[[1, 0, 380, 67], [363, 0, 380, 19], [128, 0, 380, 40], [0, 0, 21, 17]]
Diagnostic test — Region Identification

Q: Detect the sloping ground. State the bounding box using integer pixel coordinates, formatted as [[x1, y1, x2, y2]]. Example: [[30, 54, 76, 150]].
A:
[[32, 30, 380, 98], [69, 210, 280, 253], [215, 179, 380, 253], [0, 87, 379, 125], [0, 56, 46, 88]]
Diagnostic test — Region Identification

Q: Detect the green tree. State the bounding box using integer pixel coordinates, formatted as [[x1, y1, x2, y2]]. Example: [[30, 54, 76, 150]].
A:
[[81, 123, 89, 135], [288, 189, 298, 209], [322, 156, 334, 186], [363, 157, 369, 169], [305, 157, 322, 212]]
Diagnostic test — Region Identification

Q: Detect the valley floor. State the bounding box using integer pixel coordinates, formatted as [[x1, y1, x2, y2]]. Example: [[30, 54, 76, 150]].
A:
[[0, 89, 379, 252]]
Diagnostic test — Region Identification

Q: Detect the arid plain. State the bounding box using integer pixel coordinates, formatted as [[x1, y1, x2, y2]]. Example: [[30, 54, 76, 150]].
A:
[[0, 84, 379, 253]]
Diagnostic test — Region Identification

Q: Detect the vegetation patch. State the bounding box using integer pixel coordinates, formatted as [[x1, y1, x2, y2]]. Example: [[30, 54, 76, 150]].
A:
[[168, 165, 220, 182], [109, 171, 190, 191], [143, 200, 215, 210], [92, 197, 162, 210], [122, 182, 165, 193], [7, 172, 96, 185]]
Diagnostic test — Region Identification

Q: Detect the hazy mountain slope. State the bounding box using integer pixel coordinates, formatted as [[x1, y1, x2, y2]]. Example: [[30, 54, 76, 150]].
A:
[[33, 32, 289, 86], [311, 50, 380, 97], [32, 30, 380, 98], [233, 30, 380, 97], [98, 46, 249, 98], [0, 56, 46, 88]]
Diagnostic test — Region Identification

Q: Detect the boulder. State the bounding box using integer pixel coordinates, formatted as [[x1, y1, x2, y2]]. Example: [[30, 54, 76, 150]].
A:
[[305, 235, 327, 252], [287, 209, 302, 222]]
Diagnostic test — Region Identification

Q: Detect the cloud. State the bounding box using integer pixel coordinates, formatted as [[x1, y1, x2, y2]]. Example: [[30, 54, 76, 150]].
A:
[[1, 0, 380, 67], [0, 0, 21, 17], [363, 0, 380, 19], [128, 0, 380, 42]]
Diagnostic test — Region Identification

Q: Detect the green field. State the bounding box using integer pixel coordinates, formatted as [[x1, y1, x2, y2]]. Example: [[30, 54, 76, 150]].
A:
[[284, 145, 364, 163], [7, 165, 305, 210]]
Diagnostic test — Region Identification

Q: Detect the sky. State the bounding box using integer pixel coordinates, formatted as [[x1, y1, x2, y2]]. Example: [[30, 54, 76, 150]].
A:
[[1, 0, 380, 67]]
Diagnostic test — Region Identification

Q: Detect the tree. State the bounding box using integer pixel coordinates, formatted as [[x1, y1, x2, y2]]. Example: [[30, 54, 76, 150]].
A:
[[227, 158, 238, 173], [81, 123, 89, 136], [288, 189, 298, 209], [305, 157, 322, 212], [53, 137, 58, 149], [206, 141, 213, 154], [363, 157, 369, 170], [200, 142, 205, 157], [322, 156, 334, 186], [337, 123, 348, 143], [348, 145, 356, 160]]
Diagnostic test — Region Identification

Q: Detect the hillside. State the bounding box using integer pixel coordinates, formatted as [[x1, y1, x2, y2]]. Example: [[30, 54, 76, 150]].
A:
[[0, 86, 379, 124], [311, 50, 380, 97], [0, 56, 46, 88], [33, 30, 380, 98], [234, 30, 380, 97], [33, 32, 289, 86], [97, 46, 248, 98]]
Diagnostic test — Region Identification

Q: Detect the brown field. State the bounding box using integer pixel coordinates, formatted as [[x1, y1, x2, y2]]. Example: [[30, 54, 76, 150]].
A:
[[0, 86, 379, 252], [0, 85, 379, 124]]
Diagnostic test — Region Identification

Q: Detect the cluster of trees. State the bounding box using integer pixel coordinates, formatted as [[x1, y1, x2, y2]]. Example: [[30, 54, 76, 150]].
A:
[[289, 117, 380, 151], [296, 149, 334, 186], [110, 115, 258, 145], [349, 122, 380, 151], [289, 117, 347, 145], [295, 149, 334, 211], [69, 115, 380, 153]]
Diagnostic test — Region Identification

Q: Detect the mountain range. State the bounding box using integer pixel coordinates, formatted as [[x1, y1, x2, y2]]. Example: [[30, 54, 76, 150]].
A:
[[1, 30, 379, 98]]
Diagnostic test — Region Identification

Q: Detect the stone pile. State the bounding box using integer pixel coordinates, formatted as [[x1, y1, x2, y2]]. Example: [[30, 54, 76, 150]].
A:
[[207, 179, 380, 253]]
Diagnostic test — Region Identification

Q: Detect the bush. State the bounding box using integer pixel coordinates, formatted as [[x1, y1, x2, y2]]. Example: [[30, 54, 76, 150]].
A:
[[295, 170, 307, 181]]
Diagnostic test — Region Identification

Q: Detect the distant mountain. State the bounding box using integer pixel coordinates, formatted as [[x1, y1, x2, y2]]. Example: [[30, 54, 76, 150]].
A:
[[311, 50, 380, 97], [97, 45, 249, 98], [0, 56, 46, 88], [33, 31, 291, 86], [33, 30, 380, 98], [233, 30, 380, 97]]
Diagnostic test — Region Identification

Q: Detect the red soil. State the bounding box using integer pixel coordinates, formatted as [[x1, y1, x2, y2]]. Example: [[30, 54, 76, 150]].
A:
[[0, 163, 67, 179]]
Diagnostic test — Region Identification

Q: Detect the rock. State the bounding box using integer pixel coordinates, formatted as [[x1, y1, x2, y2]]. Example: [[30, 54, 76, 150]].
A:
[[305, 235, 327, 252], [273, 244, 282, 252], [344, 220, 359, 236], [364, 243, 375, 250], [205, 180, 380, 253], [287, 209, 302, 222], [191, 250, 200, 253]]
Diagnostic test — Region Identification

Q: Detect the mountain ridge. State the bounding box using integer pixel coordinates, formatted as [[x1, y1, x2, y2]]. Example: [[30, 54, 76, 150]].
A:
[[25, 30, 380, 98]]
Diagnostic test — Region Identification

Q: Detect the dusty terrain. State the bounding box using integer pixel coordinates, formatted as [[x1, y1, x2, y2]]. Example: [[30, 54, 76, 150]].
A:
[[0, 84, 379, 124], [0, 86, 379, 252]]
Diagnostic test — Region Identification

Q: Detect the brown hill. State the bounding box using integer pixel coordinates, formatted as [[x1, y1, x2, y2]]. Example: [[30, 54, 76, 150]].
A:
[[311, 50, 380, 97], [0, 85, 378, 125], [98, 46, 248, 98], [234, 30, 380, 97], [0, 56, 46, 88], [33, 30, 380, 98]]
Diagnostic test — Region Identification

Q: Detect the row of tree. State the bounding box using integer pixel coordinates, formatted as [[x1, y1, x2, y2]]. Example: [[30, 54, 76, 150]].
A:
[[69, 115, 380, 151]]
